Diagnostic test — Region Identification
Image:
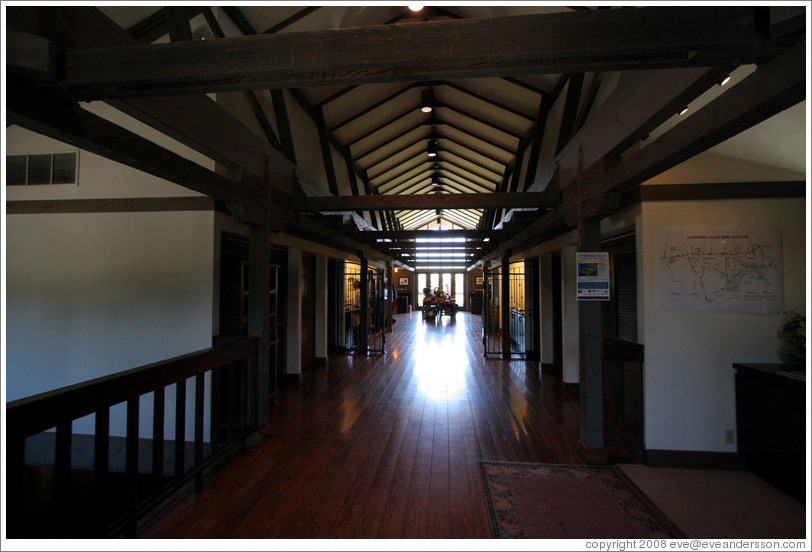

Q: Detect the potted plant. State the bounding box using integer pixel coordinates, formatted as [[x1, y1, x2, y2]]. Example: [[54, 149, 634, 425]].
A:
[[777, 310, 805, 365]]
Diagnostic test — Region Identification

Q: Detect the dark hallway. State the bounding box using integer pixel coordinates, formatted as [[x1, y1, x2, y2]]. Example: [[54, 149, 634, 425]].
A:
[[141, 311, 581, 538]]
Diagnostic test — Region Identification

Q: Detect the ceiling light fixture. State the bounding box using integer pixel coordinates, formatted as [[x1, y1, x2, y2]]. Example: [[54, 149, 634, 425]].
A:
[[719, 75, 732, 86], [427, 139, 439, 157], [421, 87, 439, 113], [408, 5, 424, 12], [421, 89, 434, 113], [678, 106, 689, 116]]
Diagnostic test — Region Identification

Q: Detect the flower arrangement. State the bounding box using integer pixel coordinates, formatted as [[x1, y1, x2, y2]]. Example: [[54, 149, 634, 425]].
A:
[[777, 310, 805, 365]]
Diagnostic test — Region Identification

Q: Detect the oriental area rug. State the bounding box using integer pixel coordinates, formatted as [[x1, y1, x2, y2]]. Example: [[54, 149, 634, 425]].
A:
[[479, 461, 684, 539]]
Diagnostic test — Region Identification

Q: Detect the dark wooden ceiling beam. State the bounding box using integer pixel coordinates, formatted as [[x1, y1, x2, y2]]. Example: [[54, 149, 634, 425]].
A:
[[488, 39, 806, 261], [362, 137, 427, 174], [438, 157, 501, 187], [397, 181, 437, 197], [354, 123, 425, 163], [316, 85, 359, 108], [220, 6, 257, 36], [53, 8, 773, 98], [546, 66, 736, 191], [6, 75, 263, 209], [351, 230, 506, 241], [262, 6, 320, 34], [165, 7, 193, 42], [331, 84, 417, 132], [369, 155, 429, 184], [298, 191, 558, 212], [437, 81, 536, 121], [443, 211, 480, 228], [576, 40, 807, 221], [500, 77, 545, 96], [397, 211, 434, 227], [377, 171, 430, 195], [345, 106, 415, 147], [438, 138, 507, 176], [435, 170, 495, 195], [201, 7, 283, 152], [126, 7, 202, 44], [439, 105, 525, 141], [439, 119, 515, 157], [555, 73, 585, 156], [13, 6, 304, 198], [428, 177, 480, 196]]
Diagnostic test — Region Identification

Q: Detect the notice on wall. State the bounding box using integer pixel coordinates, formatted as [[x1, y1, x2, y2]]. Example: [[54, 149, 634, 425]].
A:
[[655, 226, 784, 314], [576, 252, 610, 301]]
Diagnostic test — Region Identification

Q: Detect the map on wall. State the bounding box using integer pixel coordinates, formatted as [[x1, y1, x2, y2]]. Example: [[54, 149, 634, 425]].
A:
[[655, 226, 784, 314]]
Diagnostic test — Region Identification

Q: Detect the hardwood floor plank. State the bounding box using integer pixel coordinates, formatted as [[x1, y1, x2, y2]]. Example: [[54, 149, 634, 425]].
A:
[[141, 311, 582, 539]]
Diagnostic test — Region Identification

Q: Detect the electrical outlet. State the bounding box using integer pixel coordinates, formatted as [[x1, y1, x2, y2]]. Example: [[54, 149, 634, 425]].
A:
[[725, 429, 735, 444]]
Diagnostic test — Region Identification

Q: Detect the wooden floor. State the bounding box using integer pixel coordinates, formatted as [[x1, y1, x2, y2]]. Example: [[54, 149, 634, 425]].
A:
[[141, 311, 582, 539]]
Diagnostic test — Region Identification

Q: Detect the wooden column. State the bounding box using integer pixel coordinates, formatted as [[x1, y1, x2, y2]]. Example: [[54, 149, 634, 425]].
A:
[[385, 262, 393, 333], [314, 255, 328, 362], [286, 248, 303, 381], [248, 221, 271, 429], [578, 216, 605, 456], [359, 256, 369, 353], [501, 252, 512, 359]]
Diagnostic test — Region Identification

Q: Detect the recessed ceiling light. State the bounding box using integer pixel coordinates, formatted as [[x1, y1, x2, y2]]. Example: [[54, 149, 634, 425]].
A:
[[408, 6, 424, 12]]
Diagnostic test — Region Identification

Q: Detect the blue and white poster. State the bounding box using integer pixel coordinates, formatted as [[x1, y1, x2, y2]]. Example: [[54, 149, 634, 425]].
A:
[[577, 252, 610, 301]]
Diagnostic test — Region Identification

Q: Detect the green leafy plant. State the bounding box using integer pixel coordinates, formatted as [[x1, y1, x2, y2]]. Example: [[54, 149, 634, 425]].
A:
[[778, 310, 806, 365]]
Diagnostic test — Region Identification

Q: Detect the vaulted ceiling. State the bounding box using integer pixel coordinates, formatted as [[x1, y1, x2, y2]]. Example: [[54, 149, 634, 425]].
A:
[[107, 4, 573, 233], [6, 5, 807, 270]]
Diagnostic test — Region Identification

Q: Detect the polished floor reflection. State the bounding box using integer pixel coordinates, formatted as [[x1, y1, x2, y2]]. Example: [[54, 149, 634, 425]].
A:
[[142, 311, 581, 539]]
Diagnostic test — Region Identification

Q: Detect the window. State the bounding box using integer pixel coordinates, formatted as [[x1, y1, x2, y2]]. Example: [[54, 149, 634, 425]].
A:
[[6, 152, 78, 186]]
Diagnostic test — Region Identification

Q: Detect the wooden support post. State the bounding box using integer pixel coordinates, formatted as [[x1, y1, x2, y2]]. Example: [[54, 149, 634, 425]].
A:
[[248, 220, 271, 431], [271, 90, 296, 163], [578, 215, 605, 459], [385, 262, 393, 333], [360, 257, 369, 353], [501, 252, 512, 359]]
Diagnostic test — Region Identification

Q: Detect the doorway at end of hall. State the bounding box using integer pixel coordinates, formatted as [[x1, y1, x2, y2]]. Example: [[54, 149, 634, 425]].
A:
[[416, 272, 466, 308]]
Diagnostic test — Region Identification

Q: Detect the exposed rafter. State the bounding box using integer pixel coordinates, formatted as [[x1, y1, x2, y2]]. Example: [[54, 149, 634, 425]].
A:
[[52, 8, 772, 98], [292, 191, 560, 212]]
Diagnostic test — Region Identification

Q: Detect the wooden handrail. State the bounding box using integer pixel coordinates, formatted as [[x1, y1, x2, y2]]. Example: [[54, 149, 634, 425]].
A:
[[6, 337, 259, 538], [7, 338, 258, 438]]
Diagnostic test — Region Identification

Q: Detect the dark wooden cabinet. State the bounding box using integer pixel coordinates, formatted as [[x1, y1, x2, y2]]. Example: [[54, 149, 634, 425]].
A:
[[469, 294, 483, 315], [734, 363, 806, 502]]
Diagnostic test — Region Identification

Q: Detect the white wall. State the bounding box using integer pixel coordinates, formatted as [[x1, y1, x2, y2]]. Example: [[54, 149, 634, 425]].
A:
[[6, 125, 207, 201], [6, 211, 215, 438], [640, 197, 806, 452], [6, 119, 217, 439]]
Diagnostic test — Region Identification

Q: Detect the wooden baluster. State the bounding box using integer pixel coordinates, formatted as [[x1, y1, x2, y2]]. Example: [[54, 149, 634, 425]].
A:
[[93, 407, 110, 536], [194, 373, 205, 491], [239, 360, 248, 436], [55, 419, 72, 536], [125, 397, 140, 537], [7, 430, 26, 537], [152, 387, 165, 494], [225, 364, 236, 441], [175, 379, 186, 479], [211, 367, 221, 450]]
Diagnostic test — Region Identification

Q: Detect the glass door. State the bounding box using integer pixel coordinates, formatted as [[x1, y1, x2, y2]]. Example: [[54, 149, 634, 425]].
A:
[[416, 272, 465, 308]]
